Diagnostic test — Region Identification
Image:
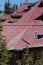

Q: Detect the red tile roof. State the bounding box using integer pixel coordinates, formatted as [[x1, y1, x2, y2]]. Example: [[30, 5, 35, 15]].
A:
[[2, 26, 27, 49], [10, 26, 43, 50], [1, 3, 29, 24], [2, 25, 43, 50], [11, 3, 29, 16], [12, 0, 43, 26], [0, 14, 15, 24], [1, 0, 43, 50], [2, 0, 43, 26], [41, 0, 43, 1], [0, 14, 11, 19]]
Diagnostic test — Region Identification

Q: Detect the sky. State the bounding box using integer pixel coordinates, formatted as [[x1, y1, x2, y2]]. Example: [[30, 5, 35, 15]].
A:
[[0, 0, 39, 10]]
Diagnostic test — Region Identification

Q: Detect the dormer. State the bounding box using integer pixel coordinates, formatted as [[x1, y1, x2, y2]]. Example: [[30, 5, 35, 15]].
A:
[[35, 30, 43, 40], [11, 15, 22, 19], [37, 34, 43, 39], [23, 8, 30, 12], [0, 18, 6, 22], [35, 13, 43, 21], [8, 21, 14, 23], [38, 0, 43, 7]]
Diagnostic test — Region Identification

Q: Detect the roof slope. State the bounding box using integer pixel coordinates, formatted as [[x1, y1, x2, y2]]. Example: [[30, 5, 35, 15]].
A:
[[1, 0, 43, 50], [11, 3, 30, 16], [2, 0, 43, 26], [0, 14, 11, 19], [13, 0, 43, 26], [1, 2, 32, 25]]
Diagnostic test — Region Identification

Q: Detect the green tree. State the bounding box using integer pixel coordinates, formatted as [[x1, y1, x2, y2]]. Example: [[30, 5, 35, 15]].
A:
[[0, 10, 3, 14], [11, 4, 18, 12], [20, 1, 22, 6], [20, 3, 22, 6], [16, 4, 18, 10], [34, 51, 43, 65], [22, 48, 33, 65], [17, 47, 33, 65], [4, 0, 18, 14], [40, 51, 43, 65], [4, 0, 11, 14], [10, 4, 16, 13], [10, 4, 18, 13], [0, 19, 11, 65], [26, 0, 28, 2], [0, 5, 3, 15], [17, 48, 33, 65]]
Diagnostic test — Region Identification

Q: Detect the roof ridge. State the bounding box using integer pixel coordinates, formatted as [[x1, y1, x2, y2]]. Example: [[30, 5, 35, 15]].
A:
[[16, 1, 40, 25], [25, 0, 41, 22], [15, 27, 29, 49], [7, 27, 28, 50]]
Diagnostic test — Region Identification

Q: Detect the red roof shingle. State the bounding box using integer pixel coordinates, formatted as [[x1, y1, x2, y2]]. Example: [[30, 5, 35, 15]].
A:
[[1, 0, 43, 50]]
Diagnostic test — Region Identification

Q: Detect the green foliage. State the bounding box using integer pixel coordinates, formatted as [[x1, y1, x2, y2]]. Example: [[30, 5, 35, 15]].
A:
[[16, 60, 21, 65], [0, 26, 3, 31], [17, 48, 43, 65], [0, 19, 6, 22], [4, 0, 11, 14], [0, 42, 10, 65], [28, 3, 36, 7], [34, 51, 43, 65], [20, 1, 22, 6], [0, 20, 11, 65], [20, 3, 22, 6], [0, 5, 3, 14], [26, 0, 28, 2], [4, 0, 18, 14], [21, 48, 33, 65], [16, 5, 18, 10], [10, 4, 18, 13], [12, 4, 16, 11], [0, 10, 3, 14], [17, 47, 33, 65], [41, 51, 43, 64]]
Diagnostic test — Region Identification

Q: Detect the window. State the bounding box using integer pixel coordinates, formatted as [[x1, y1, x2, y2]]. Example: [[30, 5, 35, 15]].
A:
[[23, 3, 35, 12], [37, 35, 43, 39], [8, 21, 13, 23], [0, 18, 6, 22], [23, 8, 30, 12], [28, 3, 36, 8], [35, 13, 43, 21], [38, 1, 43, 7], [11, 15, 22, 19]]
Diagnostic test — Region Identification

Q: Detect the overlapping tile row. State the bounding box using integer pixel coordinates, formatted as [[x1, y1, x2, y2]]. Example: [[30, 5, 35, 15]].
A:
[[0, 0, 43, 50]]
